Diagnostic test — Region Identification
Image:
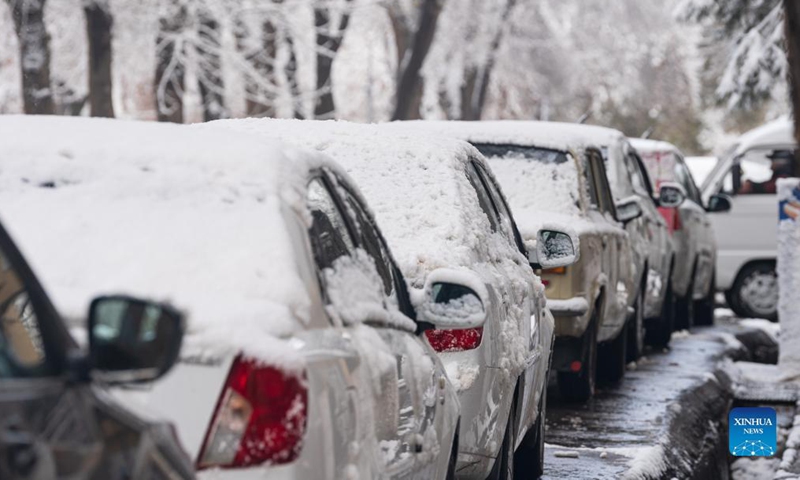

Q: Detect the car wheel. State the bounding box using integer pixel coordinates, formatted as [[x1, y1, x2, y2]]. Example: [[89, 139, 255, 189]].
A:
[[729, 262, 779, 321], [626, 289, 645, 362], [515, 386, 547, 478], [598, 320, 627, 384], [675, 265, 695, 330], [694, 272, 716, 326], [646, 275, 675, 348], [488, 400, 516, 480], [445, 424, 459, 480], [557, 311, 598, 402]]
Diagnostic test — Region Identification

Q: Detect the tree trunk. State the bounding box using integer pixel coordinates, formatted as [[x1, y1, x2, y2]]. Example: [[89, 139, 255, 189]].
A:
[[234, 16, 276, 117], [460, 0, 516, 121], [154, 1, 186, 123], [785, 0, 800, 176], [313, 1, 352, 119], [196, 9, 226, 121], [84, 1, 114, 117], [284, 27, 304, 119], [391, 0, 443, 121], [7, 0, 54, 114]]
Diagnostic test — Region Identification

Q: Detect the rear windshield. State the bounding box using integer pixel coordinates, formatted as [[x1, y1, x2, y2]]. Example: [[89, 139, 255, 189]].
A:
[[474, 144, 569, 164], [473, 143, 582, 218]]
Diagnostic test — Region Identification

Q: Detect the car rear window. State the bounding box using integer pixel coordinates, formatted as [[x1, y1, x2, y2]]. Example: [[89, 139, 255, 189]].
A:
[[474, 144, 569, 164]]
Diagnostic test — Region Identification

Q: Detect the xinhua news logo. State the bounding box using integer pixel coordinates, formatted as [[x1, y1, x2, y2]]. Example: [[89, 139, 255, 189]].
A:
[[729, 407, 777, 457]]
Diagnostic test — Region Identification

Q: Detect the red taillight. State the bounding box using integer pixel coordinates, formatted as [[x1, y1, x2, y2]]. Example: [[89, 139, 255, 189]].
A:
[[673, 209, 683, 231], [197, 355, 308, 469], [657, 206, 681, 234], [425, 328, 483, 352]]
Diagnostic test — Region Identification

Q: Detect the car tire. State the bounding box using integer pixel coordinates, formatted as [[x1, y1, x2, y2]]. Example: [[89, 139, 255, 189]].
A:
[[646, 275, 675, 348], [515, 387, 547, 478], [445, 424, 459, 480], [598, 320, 627, 384], [488, 400, 516, 480], [557, 311, 598, 402], [694, 272, 716, 326], [626, 288, 645, 362], [675, 265, 696, 331], [728, 262, 779, 321]]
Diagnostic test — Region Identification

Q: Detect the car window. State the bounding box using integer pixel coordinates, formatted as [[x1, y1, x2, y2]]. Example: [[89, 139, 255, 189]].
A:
[[465, 162, 500, 232], [338, 185, 401, 306], [674, 160, 701, 203], [307, 178, 355, 272], [589, 150, 616, 216], [582, 153, 601, 210], [726, 148, 794, 196], [0, 246, 47, 377], [474, 162, 527, 254], [633, 153, 656, 197], [625, 152, 649, 196]]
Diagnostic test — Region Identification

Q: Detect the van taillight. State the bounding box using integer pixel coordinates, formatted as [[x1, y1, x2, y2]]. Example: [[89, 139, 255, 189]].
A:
[[425, 328, 483, 352], [197, 355, 307, 469]]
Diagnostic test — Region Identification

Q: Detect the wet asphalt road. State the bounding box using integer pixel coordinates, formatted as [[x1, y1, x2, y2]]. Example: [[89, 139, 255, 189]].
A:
[[541, 328, 745, 479]]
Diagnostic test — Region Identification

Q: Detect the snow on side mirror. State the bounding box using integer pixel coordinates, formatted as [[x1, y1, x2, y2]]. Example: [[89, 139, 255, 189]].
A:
[[531, 229, 580, 269], [659, 182, 686, 208], [417, 269, 488, 329], [615, 195, 644, 223]]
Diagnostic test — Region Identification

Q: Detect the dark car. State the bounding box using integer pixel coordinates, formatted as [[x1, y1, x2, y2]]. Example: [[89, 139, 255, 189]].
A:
[[0, 219, 193, 479]]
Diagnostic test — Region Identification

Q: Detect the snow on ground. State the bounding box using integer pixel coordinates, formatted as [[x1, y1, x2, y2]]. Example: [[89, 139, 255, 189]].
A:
[[732, 457, 781, 480], [0, 115, 338, 368]]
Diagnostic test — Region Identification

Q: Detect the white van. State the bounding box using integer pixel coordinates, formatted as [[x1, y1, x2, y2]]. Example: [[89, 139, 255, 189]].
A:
[[701, 118, 795, 320]]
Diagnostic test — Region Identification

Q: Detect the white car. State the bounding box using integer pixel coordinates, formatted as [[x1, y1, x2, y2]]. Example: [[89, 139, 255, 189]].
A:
[[631, 138, 729, 327], [393, 120, 648, 401], [214, 119, 567, 479], [700, 119, 794, 320], [0, 116, 461, 480]]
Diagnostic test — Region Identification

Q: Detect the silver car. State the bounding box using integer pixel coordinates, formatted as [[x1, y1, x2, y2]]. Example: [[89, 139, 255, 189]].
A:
[[631, 138, 729, 327], [216, 119, 569, 480], [1, 116, 460, 480]]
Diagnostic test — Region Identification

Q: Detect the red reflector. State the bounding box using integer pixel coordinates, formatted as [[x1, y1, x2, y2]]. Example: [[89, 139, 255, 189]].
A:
[[425, 328, 483, 352], [198, 356, 308, 469], [542, 280, 551, 287], [570, 360, 582, 373]]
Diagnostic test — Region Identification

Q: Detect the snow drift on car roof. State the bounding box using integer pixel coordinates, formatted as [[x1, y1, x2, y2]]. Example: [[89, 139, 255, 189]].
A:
[[0, 115, 331, 368]]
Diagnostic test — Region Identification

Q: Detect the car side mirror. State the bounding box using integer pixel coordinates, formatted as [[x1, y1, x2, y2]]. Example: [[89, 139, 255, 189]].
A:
[[528, 228, 580, 269], [615, 196, 644, 223], [707, 193, 732, 213], [658, 182, 686, 208], [88, 295, 185, 384], [417, 269, 488, 330]]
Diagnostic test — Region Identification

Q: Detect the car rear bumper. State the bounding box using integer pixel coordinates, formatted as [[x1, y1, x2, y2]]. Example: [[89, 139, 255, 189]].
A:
[[548, 298, 590, 338]]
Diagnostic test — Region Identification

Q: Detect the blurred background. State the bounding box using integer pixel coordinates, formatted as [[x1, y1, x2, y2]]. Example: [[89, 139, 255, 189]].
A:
[[0, 0, 789, 155]]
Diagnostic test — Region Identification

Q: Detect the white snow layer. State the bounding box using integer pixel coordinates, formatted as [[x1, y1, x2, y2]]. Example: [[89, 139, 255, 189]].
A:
[[0, 115, 339, 368]]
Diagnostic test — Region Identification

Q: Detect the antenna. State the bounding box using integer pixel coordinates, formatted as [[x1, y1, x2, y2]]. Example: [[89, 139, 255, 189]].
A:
[[641, 127, 654, 139], [576, 111, 591, 124]]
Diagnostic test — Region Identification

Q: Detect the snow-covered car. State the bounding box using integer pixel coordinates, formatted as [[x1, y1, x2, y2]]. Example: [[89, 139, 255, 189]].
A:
[[700, 119, 794, 320], [631, 138, 727, 327], [387, 120, 637, 403], [0, 217, 194, 480], [214, 119, 568, 479], [0, 116, 461, 480]]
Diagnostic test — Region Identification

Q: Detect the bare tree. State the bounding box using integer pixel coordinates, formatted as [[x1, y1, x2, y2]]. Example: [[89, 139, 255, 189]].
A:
[[6, 0, 54, 114], [284, 25, 304, 119], [313, 0, 353, 119], [196, 6, 227, 121], [155, 0, 187, 123], [391, 0, 443, 120], [84, 0, 114, 117]]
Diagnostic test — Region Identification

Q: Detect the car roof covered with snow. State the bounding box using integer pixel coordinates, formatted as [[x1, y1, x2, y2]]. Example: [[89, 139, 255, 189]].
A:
[[390, 120, 626, 154], [210, 118, 525, 288], [0, 115, 336, 366], [629, 137, 681, 156], [733, 117, 795, 155]]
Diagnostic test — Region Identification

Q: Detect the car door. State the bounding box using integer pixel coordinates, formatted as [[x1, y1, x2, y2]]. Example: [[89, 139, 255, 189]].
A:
[[0, 223, 104, 480], [675, 157, 714, 294], [473, 161, 551, 442], [587, 149, 629, 335], [327, 171, 445, 478]]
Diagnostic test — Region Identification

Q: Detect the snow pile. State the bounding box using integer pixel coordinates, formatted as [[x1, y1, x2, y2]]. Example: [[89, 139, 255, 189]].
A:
[[444, 362, 480, 393], [0, 115, 334, 368]]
